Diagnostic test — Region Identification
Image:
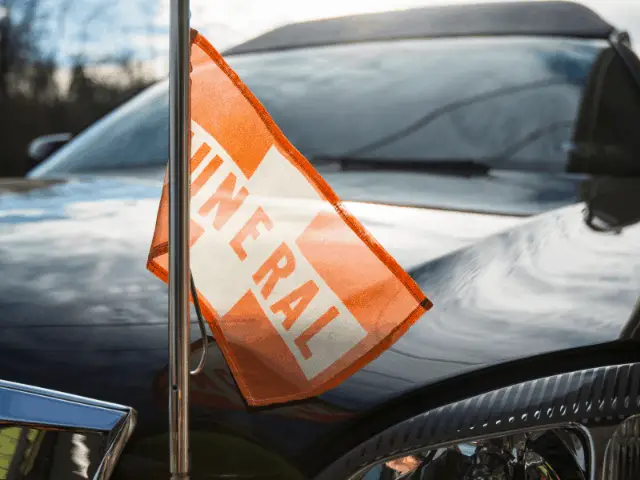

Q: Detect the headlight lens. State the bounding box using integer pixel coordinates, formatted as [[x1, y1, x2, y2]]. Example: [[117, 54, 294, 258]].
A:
[[357, 416, 640, 479], [358, 427, 590, 479]]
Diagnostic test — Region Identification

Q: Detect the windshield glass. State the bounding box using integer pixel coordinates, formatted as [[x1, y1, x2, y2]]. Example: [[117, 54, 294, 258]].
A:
[[29, 36, 605, 177]]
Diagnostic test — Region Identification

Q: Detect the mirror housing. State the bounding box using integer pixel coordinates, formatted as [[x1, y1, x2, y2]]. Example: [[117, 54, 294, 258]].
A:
[[580, 177, 640, 233], [0, 379, 136, 479], [569, 44, 640, 177], [27, 133, 72, 165]]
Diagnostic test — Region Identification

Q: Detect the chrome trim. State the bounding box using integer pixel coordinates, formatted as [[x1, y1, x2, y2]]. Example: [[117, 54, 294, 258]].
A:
[[94, 408, 137, 480], [582, 423, 598, 480], [0, 379, 136, 480], [0, 379, 132, 413]]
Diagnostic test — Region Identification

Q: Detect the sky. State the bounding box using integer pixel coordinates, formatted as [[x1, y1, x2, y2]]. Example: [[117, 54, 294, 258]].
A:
[[39, 0, 161, 63], [18, 0, 640, 77], [145, 0, 640, 76]]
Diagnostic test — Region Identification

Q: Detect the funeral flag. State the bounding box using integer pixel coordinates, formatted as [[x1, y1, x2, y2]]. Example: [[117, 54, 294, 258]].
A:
[[148, 30, 432, 406]]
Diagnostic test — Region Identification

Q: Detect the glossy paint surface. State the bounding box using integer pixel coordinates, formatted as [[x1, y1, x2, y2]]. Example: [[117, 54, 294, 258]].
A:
[[0, 174, 638, 478], [10, 22, 640, 478]]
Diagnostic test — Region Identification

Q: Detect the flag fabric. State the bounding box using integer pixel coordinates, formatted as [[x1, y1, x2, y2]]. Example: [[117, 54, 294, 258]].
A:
[[147, 30, 432, 406]]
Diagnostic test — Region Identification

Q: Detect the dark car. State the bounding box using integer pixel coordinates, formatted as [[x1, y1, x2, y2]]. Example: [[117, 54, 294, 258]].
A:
[[3, 2, 640, 479]]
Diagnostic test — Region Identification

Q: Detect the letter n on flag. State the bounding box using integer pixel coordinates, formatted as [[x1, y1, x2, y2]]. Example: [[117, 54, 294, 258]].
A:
[[147, 30, 432, 406]]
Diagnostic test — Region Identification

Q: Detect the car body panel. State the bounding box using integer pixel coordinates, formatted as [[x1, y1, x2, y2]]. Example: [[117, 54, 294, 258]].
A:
[[0, 174, 639, 477]]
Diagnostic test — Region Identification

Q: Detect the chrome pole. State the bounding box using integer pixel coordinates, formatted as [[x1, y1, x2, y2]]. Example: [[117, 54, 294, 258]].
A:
[[168, 0, 190, 479]]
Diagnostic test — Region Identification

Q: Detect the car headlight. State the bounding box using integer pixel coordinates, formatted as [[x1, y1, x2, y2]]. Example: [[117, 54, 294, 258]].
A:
[[317, 362, 640, 479]]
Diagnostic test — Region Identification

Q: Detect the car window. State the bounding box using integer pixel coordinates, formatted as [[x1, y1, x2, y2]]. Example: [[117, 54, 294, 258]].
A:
[[29, 36, 606, 176], [231, 36, 603, 173], [28, 81, 169, 176]]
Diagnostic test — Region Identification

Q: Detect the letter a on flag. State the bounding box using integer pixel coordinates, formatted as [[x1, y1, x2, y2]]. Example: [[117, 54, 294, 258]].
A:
[[148, 30, 432, 406]]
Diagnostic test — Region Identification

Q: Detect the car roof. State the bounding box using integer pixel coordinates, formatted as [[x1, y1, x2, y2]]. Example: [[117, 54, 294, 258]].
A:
[[223, 1, 614, 56]]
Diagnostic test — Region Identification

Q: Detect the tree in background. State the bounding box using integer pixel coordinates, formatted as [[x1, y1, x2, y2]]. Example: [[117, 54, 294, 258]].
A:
[[0, 0, 159, 177]]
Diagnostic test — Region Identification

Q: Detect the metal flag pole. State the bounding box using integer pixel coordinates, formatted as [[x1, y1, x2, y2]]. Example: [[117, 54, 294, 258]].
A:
[[168, 0, 191, 479]]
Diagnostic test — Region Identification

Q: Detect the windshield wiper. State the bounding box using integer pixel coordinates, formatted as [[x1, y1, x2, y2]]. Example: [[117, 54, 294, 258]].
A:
[[312, 156, 491, 176]]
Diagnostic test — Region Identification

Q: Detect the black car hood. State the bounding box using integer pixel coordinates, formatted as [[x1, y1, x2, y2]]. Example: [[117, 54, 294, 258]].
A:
[[42, 165, 587, 217], [0, 176, 638, 442]]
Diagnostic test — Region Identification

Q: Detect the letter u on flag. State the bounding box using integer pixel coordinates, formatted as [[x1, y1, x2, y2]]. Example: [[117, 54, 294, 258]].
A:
[[148, 30, 432, 406]]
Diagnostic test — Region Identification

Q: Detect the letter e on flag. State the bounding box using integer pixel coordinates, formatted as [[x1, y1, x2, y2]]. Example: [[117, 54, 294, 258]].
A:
[[147, 30, 432, 406]]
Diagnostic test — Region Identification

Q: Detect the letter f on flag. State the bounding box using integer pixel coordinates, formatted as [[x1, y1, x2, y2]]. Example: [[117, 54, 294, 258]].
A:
[[147, 30, 432, 406]]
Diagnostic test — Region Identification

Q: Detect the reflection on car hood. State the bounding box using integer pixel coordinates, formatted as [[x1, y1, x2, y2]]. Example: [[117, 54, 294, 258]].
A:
[[1, 176, 639, 459], [319, 168, 584, 217], [37, 166, 586, 217], [0, 175, 527, 430], [0, 176, 524, 269]]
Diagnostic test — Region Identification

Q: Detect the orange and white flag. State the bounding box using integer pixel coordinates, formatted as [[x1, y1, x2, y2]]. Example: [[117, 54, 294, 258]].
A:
[[147, 30, 432, 406]]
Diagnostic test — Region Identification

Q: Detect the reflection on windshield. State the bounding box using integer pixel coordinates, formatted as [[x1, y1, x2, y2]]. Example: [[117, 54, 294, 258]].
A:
[[340, 79, 574, 166], [30, 36, 605, 178], [229, 36, 603, 172]]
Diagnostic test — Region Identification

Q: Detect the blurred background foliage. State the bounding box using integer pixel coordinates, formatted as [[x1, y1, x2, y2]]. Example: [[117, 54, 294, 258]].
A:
[[1, 0, 639, 178], [0, 0, 158, 177]]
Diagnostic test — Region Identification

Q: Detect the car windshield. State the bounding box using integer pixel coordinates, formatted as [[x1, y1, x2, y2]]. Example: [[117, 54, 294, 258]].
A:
[[28, 36, 606, 177]]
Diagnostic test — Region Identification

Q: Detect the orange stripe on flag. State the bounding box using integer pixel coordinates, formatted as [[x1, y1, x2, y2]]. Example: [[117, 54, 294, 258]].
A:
[[295, 211, 425, 335], [190, 142, 213, 175], [191, 154, 222, 196], [190, 42, 272, 179], [147, 29, 432, 406]]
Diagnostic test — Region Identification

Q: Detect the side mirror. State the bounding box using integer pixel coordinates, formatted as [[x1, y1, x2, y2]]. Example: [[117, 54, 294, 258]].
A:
[[0, 379, 136, 479], [569, 45, 640, 177], [27, 133, 72, 165]]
